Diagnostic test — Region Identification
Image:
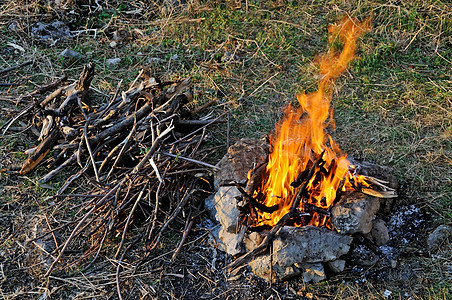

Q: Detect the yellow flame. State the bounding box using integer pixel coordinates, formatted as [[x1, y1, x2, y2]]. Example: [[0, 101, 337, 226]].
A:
[[255, 17, 371, 227]]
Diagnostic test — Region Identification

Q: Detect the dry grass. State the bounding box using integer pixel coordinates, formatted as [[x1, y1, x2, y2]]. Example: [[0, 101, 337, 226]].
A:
[[0, 0, 450, 299]]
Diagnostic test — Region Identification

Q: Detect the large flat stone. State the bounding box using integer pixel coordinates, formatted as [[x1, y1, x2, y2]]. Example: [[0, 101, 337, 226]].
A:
[[272, 226, 353, 265], [248, 254, 300, 282], [248, 226, 353, 282]]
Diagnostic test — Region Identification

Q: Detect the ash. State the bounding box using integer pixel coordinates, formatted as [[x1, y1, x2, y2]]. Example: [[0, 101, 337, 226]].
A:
[[387, 204, 428, 244]]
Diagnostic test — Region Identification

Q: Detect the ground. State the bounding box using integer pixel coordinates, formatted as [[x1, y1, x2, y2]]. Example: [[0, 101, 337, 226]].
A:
[[0, 1, 450, 299]]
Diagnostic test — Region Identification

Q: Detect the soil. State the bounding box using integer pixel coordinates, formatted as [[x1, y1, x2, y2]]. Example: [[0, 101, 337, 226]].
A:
[[0, 1, 450, 299]]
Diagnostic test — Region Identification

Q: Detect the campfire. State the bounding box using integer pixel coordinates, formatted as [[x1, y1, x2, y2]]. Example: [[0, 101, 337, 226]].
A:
[[208, 17, 398, 282], [242, 17, 392, 230]]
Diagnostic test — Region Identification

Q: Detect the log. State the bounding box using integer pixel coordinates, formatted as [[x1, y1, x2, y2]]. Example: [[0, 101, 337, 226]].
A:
[[20, 129, 59, 175]]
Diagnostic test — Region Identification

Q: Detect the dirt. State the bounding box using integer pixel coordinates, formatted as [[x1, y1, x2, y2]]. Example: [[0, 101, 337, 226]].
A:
[[0, 1, 450, 299]]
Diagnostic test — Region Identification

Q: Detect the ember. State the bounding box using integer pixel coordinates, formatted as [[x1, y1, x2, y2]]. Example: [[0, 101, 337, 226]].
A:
[[246, 17, 390, 229]]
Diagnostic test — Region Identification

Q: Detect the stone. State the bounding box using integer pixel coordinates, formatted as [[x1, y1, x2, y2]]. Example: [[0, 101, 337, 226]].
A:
[[331, 192, 380, 234], [367, 218, 390, 246], [350, 244, 378, 266], [299, 262, 326, 283], [204, 193, 219, 223], [248, 255, 300, 282], [348, 158, 398, 190], [243, 232, 265, 251], [31, 21, 71, 45], [427, 224, 451, 252], [272, 226, 353, 265], [219, 228, 243, 256], [211, 186, 241, 233], [214, 138, 268, 189], [274, 264, 301, 281], [348, 158, 398, 213], [222, 52, 241, 63], [248, 255, 276, 282], [106, 58, 121, 68], [59, 48, 82, 60], [326, 259, 346, 273], [247, 226, 351, 282], [218, 227, 244, 256]]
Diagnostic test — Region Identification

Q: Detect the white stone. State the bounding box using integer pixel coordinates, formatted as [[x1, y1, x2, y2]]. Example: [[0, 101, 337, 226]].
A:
[[106, 58, 121, 68], [212, 186, 241, 233]]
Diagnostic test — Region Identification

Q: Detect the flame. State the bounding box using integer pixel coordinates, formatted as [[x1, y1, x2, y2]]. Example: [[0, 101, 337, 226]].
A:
[[254, 17, 371, 227]]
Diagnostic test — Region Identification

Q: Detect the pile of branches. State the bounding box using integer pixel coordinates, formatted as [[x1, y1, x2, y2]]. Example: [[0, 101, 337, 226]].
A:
[[1, 62, 222, 277]]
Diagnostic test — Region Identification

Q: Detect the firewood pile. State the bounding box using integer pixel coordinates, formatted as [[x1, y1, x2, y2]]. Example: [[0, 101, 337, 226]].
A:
[[1, 63, 222, 276]]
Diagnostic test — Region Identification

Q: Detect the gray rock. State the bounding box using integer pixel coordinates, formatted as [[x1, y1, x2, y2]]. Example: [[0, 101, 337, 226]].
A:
[[222, 52, 241, 63], [219, 227, 244, 256], [204, 193, 219, 223], [272, 226, 353, 264], [248, 226, 352, 282], [248, 255, 300, 282], [248, 255, 276, 282], [331, 192, 380, 234], [348, 159, 398, 213], [243, 232, 265, 251], [326, 259, 346, 273], [31, 21, 71, 45], [367, 219, 390, 246], [427, 225, 451, 252], [274, 264, 301, 281], [106, 58, 121, 68], [350, 244, 378, 266], [214, 138, 268, 189], [211, 186, 241, 233], [299, 262, 326, 283], [59, 48, 82, 60]]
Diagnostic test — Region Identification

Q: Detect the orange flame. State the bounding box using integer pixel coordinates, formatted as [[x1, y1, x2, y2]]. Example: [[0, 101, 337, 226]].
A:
[[255, 17, 371, 227]]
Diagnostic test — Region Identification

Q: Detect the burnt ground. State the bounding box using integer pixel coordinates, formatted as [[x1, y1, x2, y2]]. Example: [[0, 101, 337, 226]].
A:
[[0, 1, 451, 299]]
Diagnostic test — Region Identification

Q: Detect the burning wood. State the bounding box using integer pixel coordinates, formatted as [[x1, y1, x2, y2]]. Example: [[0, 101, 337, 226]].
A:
[[241, 17, 397, 231]]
